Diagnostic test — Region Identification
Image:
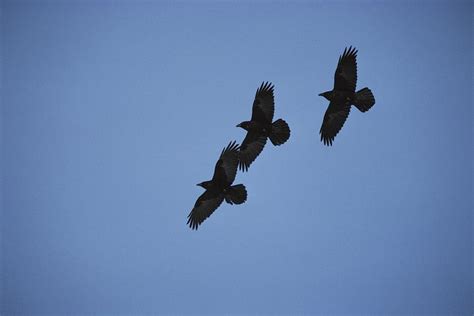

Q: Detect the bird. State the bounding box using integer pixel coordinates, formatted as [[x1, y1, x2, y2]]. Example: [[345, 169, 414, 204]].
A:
[[187, 141, 247, 230], [236, 82, 290, 171], [318, 46, 375, 146]]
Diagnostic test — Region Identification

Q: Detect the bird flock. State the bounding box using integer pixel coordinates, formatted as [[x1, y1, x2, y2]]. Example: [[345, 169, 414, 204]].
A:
[[187, 46, 376, 230]]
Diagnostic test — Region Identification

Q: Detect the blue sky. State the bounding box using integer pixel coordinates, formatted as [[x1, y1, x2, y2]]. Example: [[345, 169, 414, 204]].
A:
[[1, 1, 472, 315]]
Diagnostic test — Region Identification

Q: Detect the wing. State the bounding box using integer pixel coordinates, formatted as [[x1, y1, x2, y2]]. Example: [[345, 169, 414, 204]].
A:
[[212, 141, 240, 185], [319, 100, 351, 146], [251, 82, 275, 123], [187, 190, 224, 230], [334, 46, 358, 92], [238, 131, 267, 171]]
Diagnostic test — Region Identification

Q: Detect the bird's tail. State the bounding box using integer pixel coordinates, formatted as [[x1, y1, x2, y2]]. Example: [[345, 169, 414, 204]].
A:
[[353, 87, 375, 112], [269, 119, 290, 146], [225, 184, 247, 205]]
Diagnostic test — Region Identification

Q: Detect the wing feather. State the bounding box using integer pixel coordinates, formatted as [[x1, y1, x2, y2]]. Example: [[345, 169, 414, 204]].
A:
[[238, 132, 267, 171], [212, 141, 240, 185], [187, 191, 224, 230], [334, 46, 358, 92], [319, 100, 351, 146], [251, 82, 275, 123]]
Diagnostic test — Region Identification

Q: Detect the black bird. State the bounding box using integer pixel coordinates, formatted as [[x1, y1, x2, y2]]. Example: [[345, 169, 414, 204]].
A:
[[319, 46, 375, 145], [236, 82, 290, 171], [187, 141, 247, 230]]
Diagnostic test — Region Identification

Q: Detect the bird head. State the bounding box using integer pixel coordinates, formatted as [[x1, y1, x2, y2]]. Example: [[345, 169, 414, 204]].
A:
[[197, 181, 212, 189], [318, 91, 333, 101], [236, 121, 250, 131]]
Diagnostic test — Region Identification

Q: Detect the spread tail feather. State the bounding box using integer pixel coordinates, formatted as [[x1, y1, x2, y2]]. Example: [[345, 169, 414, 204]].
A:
[[225, 184, 247, 205], [354, 87, 375, 112], [269, 119, 290, 146]]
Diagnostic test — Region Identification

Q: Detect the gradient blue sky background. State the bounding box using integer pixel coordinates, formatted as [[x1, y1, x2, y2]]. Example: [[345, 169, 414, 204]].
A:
[[2, 1, 472, 315]]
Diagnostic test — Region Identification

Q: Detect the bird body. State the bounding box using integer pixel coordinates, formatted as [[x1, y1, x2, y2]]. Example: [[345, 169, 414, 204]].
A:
[[237, 120, 272, 138], [187, 141, 247, 230], [319, 89, 353, 104], [237, 82, 291, 171], [319, 46, 375, 145]]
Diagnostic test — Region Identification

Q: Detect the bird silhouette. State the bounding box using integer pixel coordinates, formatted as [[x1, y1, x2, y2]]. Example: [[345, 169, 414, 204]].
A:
[[237, 82, 290, 171], [319, 46, 375, 145], [187, 141, 247, 230]]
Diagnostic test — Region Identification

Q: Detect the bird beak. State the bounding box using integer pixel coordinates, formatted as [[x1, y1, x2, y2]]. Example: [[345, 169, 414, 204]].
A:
[[318, 93, 323, 96], [236, 123, 242, 128]]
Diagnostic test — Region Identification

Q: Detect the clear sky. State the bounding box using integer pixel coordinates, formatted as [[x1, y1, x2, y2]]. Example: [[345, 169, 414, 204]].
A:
[[2, 1, 472, 315]]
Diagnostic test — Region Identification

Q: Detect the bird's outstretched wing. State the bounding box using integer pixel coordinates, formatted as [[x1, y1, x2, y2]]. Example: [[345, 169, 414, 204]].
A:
[[187, 191, 224, 230], [334, 46, 358, 92], [251, 82, 275, 123], [238, 132, 267, 171], [319, 101, 351, 146], [212, 141, 240, 185]]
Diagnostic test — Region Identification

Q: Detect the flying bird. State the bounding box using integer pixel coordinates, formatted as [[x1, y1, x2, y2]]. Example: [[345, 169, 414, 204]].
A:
[[236, 82, 290, 171], [187, 141, 247, 230], [318, 46, 375, 145]]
